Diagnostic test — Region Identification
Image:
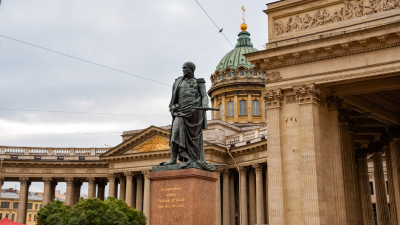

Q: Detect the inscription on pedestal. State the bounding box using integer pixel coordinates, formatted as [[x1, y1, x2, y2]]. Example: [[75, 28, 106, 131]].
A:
[[157, 187, 185, 209]]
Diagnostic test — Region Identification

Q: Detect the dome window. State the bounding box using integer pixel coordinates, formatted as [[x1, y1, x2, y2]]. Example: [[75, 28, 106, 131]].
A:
[[240, 70, 245, 76], [253, 70, 258, 76], [228, 72, 232, 77], [218, 75, 221, 80]]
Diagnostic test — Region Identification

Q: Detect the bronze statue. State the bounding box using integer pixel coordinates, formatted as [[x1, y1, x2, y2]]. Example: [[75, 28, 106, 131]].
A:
[[159, 62, 221, 171]]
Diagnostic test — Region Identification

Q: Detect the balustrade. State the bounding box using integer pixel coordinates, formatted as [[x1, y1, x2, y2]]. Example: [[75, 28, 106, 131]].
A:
[[260, 127, 267, 137], [244, 131, 256, 140], [75, 149, 91, 156], [5, 148, 25, 154], [29, 149, 48, 155], [227, 135, 240, 144], [52, 149, 71, 155], [96, 149, 108, 155]]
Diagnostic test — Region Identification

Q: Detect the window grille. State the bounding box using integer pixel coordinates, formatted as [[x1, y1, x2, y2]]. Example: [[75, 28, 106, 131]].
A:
[[228, 102, 234, 117], [1, 202, 10, 208], [13, 202, 18, 209], [252, 101, 259, 116], [27, 203, 33, 209], [239, 101, 247, 116]]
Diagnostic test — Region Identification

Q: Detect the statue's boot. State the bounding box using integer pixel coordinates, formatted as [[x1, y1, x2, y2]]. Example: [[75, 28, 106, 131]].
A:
[[161, 145, 178, 165]]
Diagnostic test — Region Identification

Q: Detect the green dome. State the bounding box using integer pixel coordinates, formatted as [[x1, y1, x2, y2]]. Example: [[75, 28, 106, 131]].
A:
[[215, 31, 258, 72]]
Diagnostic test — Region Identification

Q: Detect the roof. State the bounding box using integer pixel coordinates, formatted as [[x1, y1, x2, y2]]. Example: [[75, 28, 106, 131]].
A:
[[0, 218, 25, 225], [0, 192, 65, 202], [215, 31, 258, 72]]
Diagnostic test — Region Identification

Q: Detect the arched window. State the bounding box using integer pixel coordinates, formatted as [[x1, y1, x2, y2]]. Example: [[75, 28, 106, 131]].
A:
[[240, 70, 245, 76], [218, 75, 221, 80], [253, 70, 258, 76], [228, 71, 232, 77]]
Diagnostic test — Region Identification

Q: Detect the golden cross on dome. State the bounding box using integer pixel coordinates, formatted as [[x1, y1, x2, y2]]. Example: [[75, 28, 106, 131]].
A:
[[241, 5, 246, 23]]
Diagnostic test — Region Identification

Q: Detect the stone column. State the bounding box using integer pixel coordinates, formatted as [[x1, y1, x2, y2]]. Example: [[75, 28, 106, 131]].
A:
[[296, 85, 326, 225], [389, 127, 400, 222], [253, 163, 265, 225], [265, 166, 269, 224], [107, 174, 116, 198], [221, 93, 226, 121], [136, 174, 144, 211], [385, 145, 399, 225], [50, 181, 57, 201], [234, 91, 239, 123], [356, 150, 374, 225], [247, 91, 253, 123], [65, 177, 75, 206], [142, 170, 151, 223], [349, 131, 364, 225], [43, 177, 52, 206], [229, 171, 235, 225], [222, 169, 230, 225], [265, 88, 285, 225], [124, 172, 134, 207], [327, 96, 347, 225], [0, 178, 3, 200], [114, 179, 119, 198], [97, 181, 106, 200], [213, 97, 218, 119], [216, 168, 222, 225], [248, 169, 256, 225], [16, 177, 29, 223], [339, 115, 357, 225], [371, 145, 390, 225], [73, 181, 82, 205], [119, 175, 126, 201], [239, 167, 248, 225], [87, 177, 96, 198], [261, 96, 266, 123]]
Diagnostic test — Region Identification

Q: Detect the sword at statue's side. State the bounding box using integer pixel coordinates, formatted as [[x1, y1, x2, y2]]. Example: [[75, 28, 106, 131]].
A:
[[193, 107, 220, 111]]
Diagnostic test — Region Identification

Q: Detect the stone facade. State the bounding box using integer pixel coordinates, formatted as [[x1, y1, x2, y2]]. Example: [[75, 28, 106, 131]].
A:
[[0, 1, 400, 225]]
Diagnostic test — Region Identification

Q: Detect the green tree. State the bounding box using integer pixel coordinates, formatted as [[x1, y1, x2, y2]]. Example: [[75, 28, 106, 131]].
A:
[[37, 197, 146, 225]]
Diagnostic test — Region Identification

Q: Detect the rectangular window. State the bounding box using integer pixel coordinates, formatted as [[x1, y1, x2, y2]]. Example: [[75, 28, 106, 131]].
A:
[[370, 182, 374, 195], [13, 202, 18, 209], [35, 204, 38, 210], [1, 202, 10, 208], [0, 213, 2, 219], [252, 100, 259, 116], [11, 214, 15, 221], [40, 204, 42, 209], [219, 104, 222, 119], [227, 102, 234, 117], [5, 214, 9, 219], [372, 204, 378, 225], [240, 70, 244, 76], [227, 72, 231, 77], [239, 100, 247, 116], [34, 214, 37, 221], [27, 203, 33, 209], [28, 214, 31, 221]]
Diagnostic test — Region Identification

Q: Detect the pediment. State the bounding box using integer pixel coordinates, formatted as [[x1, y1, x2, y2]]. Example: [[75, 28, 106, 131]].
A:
[[101, 125, 170, 158]]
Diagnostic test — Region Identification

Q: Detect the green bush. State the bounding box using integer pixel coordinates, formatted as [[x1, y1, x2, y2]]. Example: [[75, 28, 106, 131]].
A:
[[37, 197, 146, 225]]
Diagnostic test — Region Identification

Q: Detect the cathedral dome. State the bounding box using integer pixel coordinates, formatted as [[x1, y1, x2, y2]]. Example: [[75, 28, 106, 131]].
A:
[[215, 31, 258, 72]]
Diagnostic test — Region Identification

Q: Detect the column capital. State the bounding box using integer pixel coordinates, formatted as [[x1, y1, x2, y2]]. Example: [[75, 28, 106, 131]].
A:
[[215, 167, 225, 174], [247, 90, 253, 95], [124, 171, 135, 178], [19, 177, 29, 185], [326, 95, 343, 111], [65, 177, 75, 184], [86, 177, 96, 184], [222, 169, 230, 178], [356, 149, 369, 159], [141, 170, 150, 179], [294, 84, 323, 105], [220, 93, 226, 97], [338, 107, 353, 123], [252, 163, 264, 173], [135, 173, 144, 181], [264, 88, 283, 109], [43, 177, 52, 185], [233, 91, 239, 96], [107, 173, 116, 181], [238, 166, 248, 174], [389, 126, 400, 140], [369, 141, 385, 153]]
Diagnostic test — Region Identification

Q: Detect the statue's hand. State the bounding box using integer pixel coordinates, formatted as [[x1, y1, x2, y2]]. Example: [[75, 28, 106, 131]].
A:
[[171, 104, 180, 112]]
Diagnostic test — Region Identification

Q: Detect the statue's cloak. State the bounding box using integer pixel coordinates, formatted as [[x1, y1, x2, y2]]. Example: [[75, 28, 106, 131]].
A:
[[168, 76, 209, 166]]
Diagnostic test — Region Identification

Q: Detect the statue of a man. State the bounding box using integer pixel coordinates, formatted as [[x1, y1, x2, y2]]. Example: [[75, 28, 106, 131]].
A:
[[160, 62, 215, 170]]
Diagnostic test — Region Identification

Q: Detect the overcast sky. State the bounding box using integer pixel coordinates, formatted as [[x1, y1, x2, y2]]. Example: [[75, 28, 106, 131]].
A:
[[0, 0, 274, 193]]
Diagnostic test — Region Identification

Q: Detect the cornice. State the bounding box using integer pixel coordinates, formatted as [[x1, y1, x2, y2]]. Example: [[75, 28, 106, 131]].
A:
[[264, 63, 400, 90]]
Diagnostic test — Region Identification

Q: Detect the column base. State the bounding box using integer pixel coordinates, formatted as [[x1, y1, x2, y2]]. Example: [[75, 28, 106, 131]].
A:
[[149, 168, 218, 225]]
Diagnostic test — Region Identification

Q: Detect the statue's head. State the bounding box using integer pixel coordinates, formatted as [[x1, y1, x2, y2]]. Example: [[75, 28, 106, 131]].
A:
[[182, 62, 196, 77]]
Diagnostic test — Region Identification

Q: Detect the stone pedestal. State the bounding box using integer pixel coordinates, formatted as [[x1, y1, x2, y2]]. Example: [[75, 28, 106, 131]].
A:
[[149, 168, 218, 225]]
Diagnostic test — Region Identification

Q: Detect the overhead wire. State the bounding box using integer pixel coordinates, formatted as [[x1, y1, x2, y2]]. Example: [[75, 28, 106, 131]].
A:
[[194, 0, 235, 48], [0, 35, 171, 87], [0, 108, 170, 117], [0, 131, 123, 138]]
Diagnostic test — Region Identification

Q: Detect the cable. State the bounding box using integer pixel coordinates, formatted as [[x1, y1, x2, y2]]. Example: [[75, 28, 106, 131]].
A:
[[0, 108, 170, 117], [0, 131, 123, 138], [0, 35, 172, 87], [194, 0, 235, 48]]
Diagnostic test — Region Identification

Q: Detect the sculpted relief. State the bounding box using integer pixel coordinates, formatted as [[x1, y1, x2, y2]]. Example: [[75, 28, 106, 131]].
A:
[[275, 0, 400, 35]]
